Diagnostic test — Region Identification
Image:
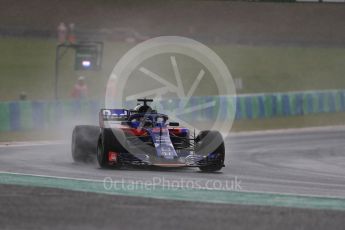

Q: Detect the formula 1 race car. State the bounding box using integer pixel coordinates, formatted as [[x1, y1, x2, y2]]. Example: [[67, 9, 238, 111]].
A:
[[71, 98, 225, 172]]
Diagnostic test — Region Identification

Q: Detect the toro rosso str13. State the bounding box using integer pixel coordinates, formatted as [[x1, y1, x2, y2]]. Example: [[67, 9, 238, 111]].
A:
[[72, 98, 225, 172]]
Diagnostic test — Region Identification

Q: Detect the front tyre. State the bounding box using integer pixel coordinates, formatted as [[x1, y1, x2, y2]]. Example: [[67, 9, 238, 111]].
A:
[[196, 130, 225, 172], [71, 125, 99, 163]]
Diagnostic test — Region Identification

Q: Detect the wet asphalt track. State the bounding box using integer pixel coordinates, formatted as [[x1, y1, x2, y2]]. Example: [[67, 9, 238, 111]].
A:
[[1, 184, 344, 230], [1, 127, 345, 229], [1, 127, 345, 197]]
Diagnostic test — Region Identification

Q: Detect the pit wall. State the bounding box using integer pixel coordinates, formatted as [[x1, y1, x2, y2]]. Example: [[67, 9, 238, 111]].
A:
[[0, 90, 345, 131]]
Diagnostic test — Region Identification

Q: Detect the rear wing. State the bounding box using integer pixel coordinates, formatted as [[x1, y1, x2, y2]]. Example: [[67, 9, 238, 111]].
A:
[[99, 109, 129, 127]]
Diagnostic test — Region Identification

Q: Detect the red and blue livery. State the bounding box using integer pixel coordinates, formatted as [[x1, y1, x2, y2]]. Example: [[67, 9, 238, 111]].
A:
[[71, 98, 225, 172]]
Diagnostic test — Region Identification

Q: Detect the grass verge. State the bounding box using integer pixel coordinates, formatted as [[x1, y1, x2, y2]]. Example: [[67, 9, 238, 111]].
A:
[[1, 37, 345, 100]]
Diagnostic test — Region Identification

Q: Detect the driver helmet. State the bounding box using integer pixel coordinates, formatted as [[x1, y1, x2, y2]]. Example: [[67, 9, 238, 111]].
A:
[[134, 104, 152, 113]]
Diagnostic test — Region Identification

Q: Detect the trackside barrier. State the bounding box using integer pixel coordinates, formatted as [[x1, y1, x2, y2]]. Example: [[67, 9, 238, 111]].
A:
[[0, 100, 101, 132], [0, 90, 345, 131]]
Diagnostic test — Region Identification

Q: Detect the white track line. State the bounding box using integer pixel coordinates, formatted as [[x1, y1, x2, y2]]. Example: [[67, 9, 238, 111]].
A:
[[2, 125, 345, 147], [228, 125, 345, 137], [0, 141, 66, 148]]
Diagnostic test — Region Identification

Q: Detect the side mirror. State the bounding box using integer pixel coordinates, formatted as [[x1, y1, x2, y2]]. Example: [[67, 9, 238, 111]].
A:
[[169, 122, 179, 127]]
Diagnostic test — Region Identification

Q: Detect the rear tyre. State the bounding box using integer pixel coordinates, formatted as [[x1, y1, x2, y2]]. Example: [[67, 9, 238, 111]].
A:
[[196, 130, 225, 172], [97, 128, 127, 169], [71, 125, 99, 163]]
